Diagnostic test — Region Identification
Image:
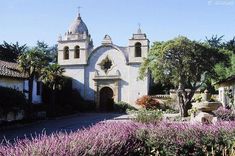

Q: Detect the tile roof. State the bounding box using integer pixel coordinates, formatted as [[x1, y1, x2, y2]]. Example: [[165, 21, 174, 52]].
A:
[[0, 60, 28, 79], [215, 74, 235, 85]]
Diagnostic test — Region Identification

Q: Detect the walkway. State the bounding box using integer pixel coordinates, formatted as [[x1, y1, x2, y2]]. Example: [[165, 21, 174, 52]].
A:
[[0, 113, 130, 143]]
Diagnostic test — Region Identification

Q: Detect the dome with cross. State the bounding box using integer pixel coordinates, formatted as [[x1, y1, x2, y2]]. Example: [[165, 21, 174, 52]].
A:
[[68, 13, 89, 35]]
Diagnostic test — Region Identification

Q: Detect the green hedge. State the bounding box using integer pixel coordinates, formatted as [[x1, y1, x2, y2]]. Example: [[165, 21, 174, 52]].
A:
[[0, 86, 27, 115], [113, 101, 137, 113]]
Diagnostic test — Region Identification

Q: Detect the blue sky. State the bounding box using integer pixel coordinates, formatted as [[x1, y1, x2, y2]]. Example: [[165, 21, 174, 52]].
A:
[[0, 0, 234, 47]]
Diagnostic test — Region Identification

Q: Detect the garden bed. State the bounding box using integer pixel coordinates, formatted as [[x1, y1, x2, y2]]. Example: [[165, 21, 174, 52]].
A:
[[1, 121, 235, 155]]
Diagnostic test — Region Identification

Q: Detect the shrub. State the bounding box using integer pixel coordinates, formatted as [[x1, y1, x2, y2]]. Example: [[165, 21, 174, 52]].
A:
[[1, 121, 235, 155], [162, 98, 178, 111], [136, 122, 235, 156], [42, 77, 96, 116], [134, 109, 163, 123], [113, 101, 137, 113], [79, 100, 96, 112], [214, 107, 235, 121], [0, 86, 27, 116], [136, 95, 160, 109], [0, 122, 142, 156]]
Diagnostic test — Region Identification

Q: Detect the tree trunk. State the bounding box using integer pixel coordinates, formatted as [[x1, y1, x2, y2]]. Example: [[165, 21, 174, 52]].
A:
[[48, 89, 56, 117], [28, 76, 33, 105], [26, 75, 34, 119], [177, 83, 195, 117]]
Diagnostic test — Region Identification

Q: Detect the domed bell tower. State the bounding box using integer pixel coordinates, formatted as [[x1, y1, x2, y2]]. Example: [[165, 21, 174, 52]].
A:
[[58, 12, 93, 66], [128, 27, 149, 64]]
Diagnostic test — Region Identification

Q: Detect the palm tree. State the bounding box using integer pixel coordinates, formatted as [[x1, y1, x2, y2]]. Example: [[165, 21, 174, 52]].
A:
[[18, 48, 49, 117], [40, 63, 65, 116]]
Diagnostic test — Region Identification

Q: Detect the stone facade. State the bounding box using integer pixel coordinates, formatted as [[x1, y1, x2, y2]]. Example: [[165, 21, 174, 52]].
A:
[[58, 13, 150, 109]]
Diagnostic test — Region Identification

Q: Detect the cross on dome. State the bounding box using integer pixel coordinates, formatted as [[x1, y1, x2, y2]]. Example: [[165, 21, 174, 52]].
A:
[[137, 23, 142, 34], [77, 6, 82, 18]]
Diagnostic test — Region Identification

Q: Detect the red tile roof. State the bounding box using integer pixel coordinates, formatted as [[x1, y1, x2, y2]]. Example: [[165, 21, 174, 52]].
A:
[[0, 60, 28, 79], [215, 75, 235, 85]]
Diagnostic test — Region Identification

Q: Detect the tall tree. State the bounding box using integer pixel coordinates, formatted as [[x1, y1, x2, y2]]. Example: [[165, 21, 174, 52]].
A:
[[0, 41, 27, 62], [224, 37, 235, 76], [17, 48, 49, 112], [206, 35, 235, 80], [206, 35, 224, 48], [139, 36, 229, 117], [40, 63, 64, 116], [36, 41, 58, 63]]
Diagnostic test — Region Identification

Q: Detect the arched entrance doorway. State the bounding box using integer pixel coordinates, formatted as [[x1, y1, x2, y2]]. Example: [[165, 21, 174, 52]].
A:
[[99, 87, 114, 111]]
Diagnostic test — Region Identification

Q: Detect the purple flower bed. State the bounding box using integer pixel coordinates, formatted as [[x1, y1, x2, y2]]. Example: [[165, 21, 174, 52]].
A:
[[1, 121, 235, 155], [214, 107, 235, 121], [0, 121, 142, 156], [137, 122, 235, 155]]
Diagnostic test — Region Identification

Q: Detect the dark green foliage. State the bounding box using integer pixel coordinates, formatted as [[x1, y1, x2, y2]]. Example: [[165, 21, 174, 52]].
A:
[[56, 90, 96, 115], [113, 101, 137, 113], [149, 82, 174, 95], [42, 77, 96, 116], [206, 35, 235, 80], [139, 36, 229, 117], [0, 87, 27, 115], [36, 41, 57, 63], [206, 35, 224, 48], [40, 64, 65, 90], [133, 109, 163, 123], [0, 41, 27, 62], [18, 48, 49, 107]]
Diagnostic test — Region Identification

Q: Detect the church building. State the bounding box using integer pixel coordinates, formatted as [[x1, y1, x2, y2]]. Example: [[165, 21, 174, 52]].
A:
[[57, 12, 150, 110]]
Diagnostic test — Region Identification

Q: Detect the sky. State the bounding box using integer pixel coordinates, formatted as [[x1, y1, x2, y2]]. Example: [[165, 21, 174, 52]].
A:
[[0, 0, 235, 47]]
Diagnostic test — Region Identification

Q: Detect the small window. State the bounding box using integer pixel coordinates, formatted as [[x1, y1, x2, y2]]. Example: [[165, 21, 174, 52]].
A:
[[63, 46, 69, 60], [74, 46, 80, 58], [135, 42, 142, 57], [36, 81, 41, 96]]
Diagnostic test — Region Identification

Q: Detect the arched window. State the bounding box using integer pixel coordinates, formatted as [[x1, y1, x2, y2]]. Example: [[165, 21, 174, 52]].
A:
[[63, 46, 69, 60], [135, 42, 142, 57], [74, 46, 80, 58]]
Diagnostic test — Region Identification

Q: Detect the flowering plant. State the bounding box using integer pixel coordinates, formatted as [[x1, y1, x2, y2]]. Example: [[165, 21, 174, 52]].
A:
[[136, 95, 160, 109]]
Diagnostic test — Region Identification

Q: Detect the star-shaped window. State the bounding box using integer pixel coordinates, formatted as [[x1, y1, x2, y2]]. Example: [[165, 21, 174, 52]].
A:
[[99, 56, 113, 74]]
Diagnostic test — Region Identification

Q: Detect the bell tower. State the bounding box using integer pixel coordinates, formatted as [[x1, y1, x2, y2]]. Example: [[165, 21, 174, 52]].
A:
[[128, 27, 150, 105], [57, 12, 93, 66], [128, 27, 149, 64]]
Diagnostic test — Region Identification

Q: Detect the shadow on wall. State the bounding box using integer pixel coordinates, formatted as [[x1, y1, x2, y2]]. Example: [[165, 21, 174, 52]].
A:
[[41, 78, 96, 116]]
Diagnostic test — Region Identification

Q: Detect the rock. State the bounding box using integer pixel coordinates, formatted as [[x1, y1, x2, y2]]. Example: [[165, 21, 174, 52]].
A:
[[15, 110, 24, 120], [6, 112, 15, 122], [191, 112, 217, 124]]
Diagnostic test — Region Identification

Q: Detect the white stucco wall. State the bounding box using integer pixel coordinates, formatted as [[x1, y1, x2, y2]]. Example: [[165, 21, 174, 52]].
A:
[[58, 41, 89, 65], [85, 46, 130, 103], [24, 80, 42, 104], [60, 44, 149, 107], [0, 78, 42, 104], [63, 66, 85, 98], [128, 39, 149, 63], [218, 84, 235, 107], [128, 64, 149, 105], [56, 13, 150, 108], [218, 87, 226, 106], [0, 78, 24, 92]]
